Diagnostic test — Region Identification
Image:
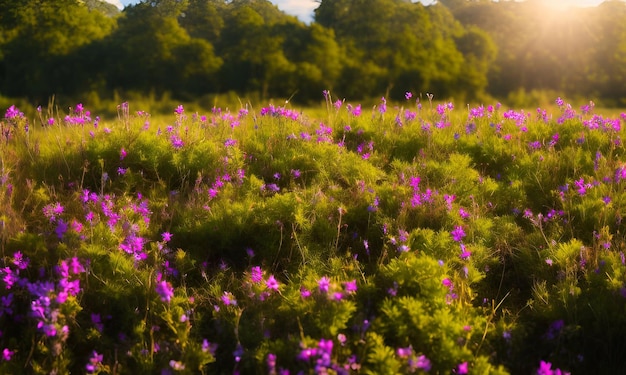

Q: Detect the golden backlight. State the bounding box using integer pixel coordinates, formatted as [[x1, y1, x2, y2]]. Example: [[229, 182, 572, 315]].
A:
[[533, 0, 604, 11]]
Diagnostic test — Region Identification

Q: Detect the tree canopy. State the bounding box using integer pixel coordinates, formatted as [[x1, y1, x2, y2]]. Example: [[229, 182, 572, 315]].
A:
[[1, 0, 626, 105]]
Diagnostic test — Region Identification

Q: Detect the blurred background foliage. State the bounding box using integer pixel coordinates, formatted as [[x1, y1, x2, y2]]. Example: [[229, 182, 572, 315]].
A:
[[1, 0, 626, 109]]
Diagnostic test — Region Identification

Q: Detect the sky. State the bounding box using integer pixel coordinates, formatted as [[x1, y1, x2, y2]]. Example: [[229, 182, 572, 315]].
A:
[[104, 0, 609, 24], [105, 0, 320, 22]]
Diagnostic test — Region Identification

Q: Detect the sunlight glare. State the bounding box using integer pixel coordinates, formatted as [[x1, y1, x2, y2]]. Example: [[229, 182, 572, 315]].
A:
[[535, 0, 604, 11]]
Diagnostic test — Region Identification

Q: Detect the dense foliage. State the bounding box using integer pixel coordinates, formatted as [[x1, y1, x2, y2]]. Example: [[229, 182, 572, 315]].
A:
[[1, 0, 626, 105], [1, 93, 626, 373]]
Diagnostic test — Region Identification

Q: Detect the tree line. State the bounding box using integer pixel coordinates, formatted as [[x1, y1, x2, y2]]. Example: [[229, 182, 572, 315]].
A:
[[0, 0, 625, 105]]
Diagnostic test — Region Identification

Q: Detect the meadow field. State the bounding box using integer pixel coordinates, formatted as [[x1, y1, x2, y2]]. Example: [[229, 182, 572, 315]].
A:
[[1, 93, 626, 374]]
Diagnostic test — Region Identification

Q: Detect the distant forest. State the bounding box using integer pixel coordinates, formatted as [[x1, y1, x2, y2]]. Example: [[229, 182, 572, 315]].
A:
[[1, 0, 626, 105]]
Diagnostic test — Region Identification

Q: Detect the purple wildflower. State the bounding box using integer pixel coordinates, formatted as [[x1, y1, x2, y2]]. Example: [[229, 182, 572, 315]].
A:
[[202, 339, 218, 356], [12, 251, 29, 270], [537, 360, 555, 375], [155, 277, 174, 303], [170, 135, 184, 149], [2, 348, 14, 361], [300, 287, 311, 298], [267, 353, 277, 374], [250, 266, 263, 284], [265, 275, 279, 291], [55, 219, 68, 239], [161, 232, 173, 242], [86, 351, 103, 373], [379, 97, 387, 114], [451, 226, 466, 242], [460, 243, 471, 259], [221, 291, 237, 306], [318, 276, 330, 293], [457, 361, 468, 374], [343, 280, 357, 294], [410, 355, 431, 372]]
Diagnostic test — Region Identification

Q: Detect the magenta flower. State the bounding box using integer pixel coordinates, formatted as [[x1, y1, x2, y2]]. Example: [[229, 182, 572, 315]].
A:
[[460, 244, 471, 260], [249, 266, 263, 284], [451, 226, 466, 242], [379, 97, 387, 114], [120, 147, 127, 160], [555, 97, 564, 107], [161, 232, 173, 242], [409, 176, 421, 191], [2, 348, 14, 361], [12, 251, 29, 270], [537, 360, 554, 375], [332, 292, 344, 301], [265, 274, 279, 291], [300, 287, 311, 298], [43, 202, 64, 222], [456, 361, 468, 374], [69, 257, 84, 274], [267, 353, 277, 373], [170, 135, 184, 149], [71, 220, 83, 234], [2, 267, 17, 289], [221, 291, 237, 306], [298, 346, 318, 361], [5, 105, 23, 119], [318, 276, 330, 293], [174, 105, 184, 115], [85, 351, 103, 373], [202, 339, 218, 355], [155, 278, 174, 303], [397, 346, 412, 358], [411, 355, 431, 372], [344, 279, 357, 293]]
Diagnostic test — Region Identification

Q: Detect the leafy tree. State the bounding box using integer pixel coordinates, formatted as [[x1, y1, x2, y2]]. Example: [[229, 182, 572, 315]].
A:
[[104, 0, 222, 97], [450, 0, 626, 104], [178, 0, 225, 43], [587, 1, 626, 104], [84, 0, 121, 17], [279, 22, 344, 101], [315, 0, 467, 99], [0, 0, 116, 101], [216, 0, 296, 98], [454, 25, 497, 99]]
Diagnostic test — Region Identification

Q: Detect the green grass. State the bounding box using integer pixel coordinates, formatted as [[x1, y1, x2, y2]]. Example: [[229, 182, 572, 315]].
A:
[[0, 95, 625, 374]]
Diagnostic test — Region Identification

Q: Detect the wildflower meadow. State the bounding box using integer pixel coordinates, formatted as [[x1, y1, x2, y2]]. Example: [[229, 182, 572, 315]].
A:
[[1, 93, 626, 374]]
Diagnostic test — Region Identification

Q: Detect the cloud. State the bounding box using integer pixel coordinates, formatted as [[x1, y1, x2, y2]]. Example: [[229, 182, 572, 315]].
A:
[[272, 0, 319, 23], [109, 0, 321, 20]]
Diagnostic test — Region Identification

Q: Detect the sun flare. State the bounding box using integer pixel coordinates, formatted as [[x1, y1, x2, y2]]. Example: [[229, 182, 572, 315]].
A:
[[534, 0, 604, 11]]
